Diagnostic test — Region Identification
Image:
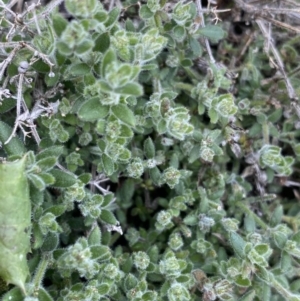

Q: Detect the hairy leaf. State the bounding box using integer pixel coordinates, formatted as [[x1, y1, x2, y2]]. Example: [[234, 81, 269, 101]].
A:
[[0, 156, 30, 293]]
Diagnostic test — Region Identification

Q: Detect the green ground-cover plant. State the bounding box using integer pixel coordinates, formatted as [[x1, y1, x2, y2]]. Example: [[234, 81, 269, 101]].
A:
[[0, 0, 300, 300]]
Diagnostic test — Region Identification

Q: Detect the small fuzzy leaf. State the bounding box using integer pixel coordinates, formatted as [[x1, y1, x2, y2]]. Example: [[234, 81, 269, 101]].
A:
[[100, 209, 117, 225], [36, 146, 64, 161], [78, 97, 109, 122], [94, 33, 110, 53], [102, 193, 114, 207], [78, 173, 92, 184], [101, 49, 116, 77], [44, 205, 66, 217], [0, 157, 30, 294], [36, 156, 57, 171], [139, 5, 154, 19], [208, 108, 218, 124], [38, 173, 56, 185], [173, 25, 186, 41], [229, 232, 246, 259], [88, 225, 102, 245], [1, 287, 23, 301], [101, 154, 115, 176], [149, 166, 161, 186], [0, 98, 16, 113], [98, 283, 110, 295], [198, 25, 225, 41], [254, 244, 270, 256], [111, 104, 136, 126], [90, 245, 111, 261], [115, 82, 143, 96], [255, 266, 271, 283], [41, 233, 59, 252], [0, 121, 25, 156], [144, 137, 155, 159], [280, 251, 292, 273], [28, 173, 46, 191], [75, 39, 94, 55], [52, 14, 68, 36], [238, 290, 256, 301], [189, 36, 202, 57], [141, 64, 157, 71], [104, 7, 120, 28], [235, 275, 251, 287], [68, 63, 91, 76], [50, 169, 77, 188]]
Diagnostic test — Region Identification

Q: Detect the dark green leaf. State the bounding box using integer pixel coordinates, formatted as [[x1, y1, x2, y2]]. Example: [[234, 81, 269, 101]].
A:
[[94, 33, 110, 53], [0, 98, 16, 113], [52, 14, 68, 36]]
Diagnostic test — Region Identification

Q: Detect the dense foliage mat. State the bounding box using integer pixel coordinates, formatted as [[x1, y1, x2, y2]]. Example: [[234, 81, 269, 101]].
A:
[[0, 0, 300, 300]]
